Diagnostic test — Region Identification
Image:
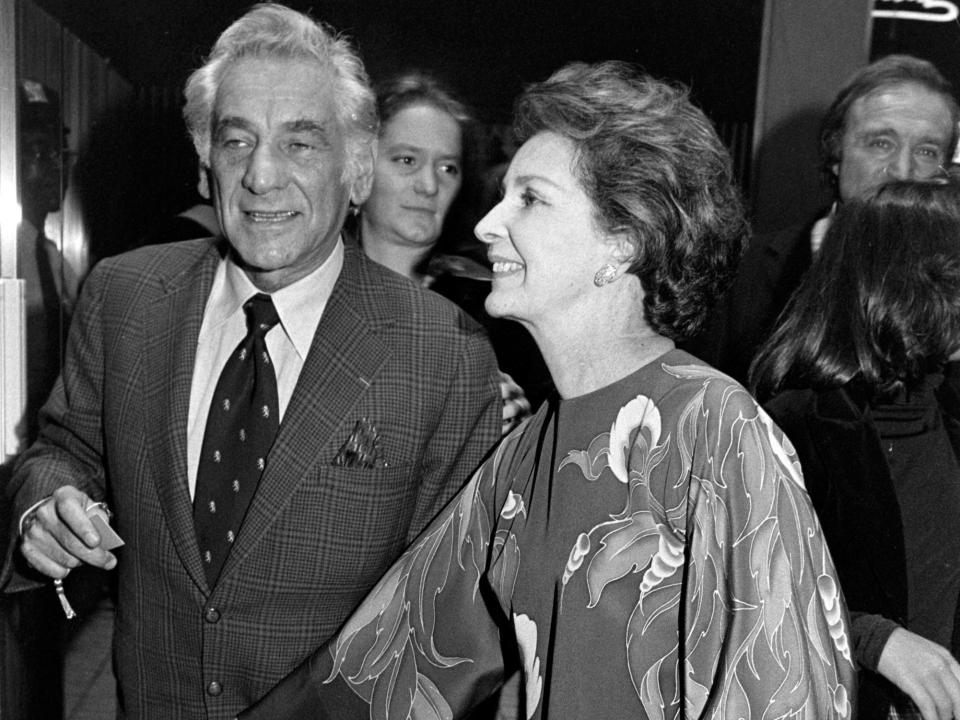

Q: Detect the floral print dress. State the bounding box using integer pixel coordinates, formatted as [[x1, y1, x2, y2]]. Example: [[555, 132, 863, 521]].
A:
[[242, 350, 855, 720]]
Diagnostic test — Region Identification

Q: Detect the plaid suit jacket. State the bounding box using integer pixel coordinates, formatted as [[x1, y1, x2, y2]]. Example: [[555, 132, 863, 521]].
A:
[[5, 237, 502, 719]]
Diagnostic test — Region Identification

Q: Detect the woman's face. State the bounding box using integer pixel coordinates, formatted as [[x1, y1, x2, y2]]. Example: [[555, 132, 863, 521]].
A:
[[475, 131, 615, 327], [362, 103, 463, 248]]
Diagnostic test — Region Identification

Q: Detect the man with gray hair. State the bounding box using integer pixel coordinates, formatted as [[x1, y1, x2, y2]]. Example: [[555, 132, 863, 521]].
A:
[[3, 4, 501, 718], [691, 53, 960, 384]]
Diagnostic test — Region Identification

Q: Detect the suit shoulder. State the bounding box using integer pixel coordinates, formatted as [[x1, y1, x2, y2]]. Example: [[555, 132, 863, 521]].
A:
[[93, 237, 216, 278], [364, 260, 486, 335], [740, 223, 807, 267]]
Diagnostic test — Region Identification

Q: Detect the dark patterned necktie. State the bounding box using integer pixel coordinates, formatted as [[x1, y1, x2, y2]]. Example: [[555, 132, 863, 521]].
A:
[[194, 293, 280, 586]]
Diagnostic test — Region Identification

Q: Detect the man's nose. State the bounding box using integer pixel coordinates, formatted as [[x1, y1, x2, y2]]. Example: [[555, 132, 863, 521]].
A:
[[884, 147, 915, 181], [242, 144, 288, 194]]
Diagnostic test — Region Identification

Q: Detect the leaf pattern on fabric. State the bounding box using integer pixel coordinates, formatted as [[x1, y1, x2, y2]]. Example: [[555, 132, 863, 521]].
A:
[[513, 613, 543, 719], [302, 353, 855, 720], [557, 363, 854, 719], [320, 436, 525, 718]]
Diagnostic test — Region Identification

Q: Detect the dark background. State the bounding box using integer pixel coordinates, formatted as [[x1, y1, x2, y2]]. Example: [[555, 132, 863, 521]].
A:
[[33, 0, 766, 123], [28, 0, 769, 259], [27, 0, 960, 255]]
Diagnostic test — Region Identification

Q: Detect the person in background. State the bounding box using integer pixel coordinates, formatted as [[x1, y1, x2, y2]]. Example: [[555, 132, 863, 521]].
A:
[[352, 71, 535, 431], [689, 54, 959, 384], [3, 5, 501, 718], [353, 71, 469, 284], [752, 181, 960, 720], [240, 61, 854, 720], [16, 78, 78, 446]]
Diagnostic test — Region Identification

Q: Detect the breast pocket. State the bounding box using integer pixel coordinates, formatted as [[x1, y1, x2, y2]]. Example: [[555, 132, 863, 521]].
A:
[[292, 462, 422, 586]]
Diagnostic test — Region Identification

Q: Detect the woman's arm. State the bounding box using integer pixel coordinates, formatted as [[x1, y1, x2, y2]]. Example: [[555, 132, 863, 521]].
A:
[[683, 380, 856, 717], [240, 439, 523, 719]]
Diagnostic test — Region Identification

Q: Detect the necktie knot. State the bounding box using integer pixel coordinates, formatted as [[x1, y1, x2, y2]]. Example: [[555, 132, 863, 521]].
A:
[[245, 293, 279, 336]]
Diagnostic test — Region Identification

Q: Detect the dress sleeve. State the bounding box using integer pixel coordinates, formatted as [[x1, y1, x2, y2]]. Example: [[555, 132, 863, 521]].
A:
[[681, 379, 856, 718], [239, 438, 522, 720]]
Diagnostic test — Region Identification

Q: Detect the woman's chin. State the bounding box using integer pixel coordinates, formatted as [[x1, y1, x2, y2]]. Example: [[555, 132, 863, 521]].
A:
[[484, 293, 530, 325]]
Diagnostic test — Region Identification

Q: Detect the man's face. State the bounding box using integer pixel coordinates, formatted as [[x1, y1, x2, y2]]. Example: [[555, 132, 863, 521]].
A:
[[19, 127, 62, 219], [205, 56, 367, 291], [834, 81, 955, 201]]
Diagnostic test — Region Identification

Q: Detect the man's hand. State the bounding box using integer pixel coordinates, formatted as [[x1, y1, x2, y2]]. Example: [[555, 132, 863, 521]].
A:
[[20, 486, 118, 579], [877, 627, 960, 720]]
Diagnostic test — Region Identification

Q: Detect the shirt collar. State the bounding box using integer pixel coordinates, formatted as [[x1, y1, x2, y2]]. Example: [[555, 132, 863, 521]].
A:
[[210, 238, 345, 360], [809, 203, 838, 256]]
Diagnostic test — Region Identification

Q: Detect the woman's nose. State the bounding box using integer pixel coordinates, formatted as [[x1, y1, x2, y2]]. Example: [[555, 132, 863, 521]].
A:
[[474, 202, 505, 245], [414, 167, 439, 196]]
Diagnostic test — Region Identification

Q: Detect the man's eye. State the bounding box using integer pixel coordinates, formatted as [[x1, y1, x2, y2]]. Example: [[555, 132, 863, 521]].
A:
[[439, 163, 460, 178], [220, 137, 250, 150], [393, 155, 416, 167], [287, 141, 315, 153], [867, 138, 894, 151], [915, 146, 941, 159]]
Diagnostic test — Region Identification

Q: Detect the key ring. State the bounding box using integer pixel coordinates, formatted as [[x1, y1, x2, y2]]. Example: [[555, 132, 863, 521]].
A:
[[54, 577, 76, 619]]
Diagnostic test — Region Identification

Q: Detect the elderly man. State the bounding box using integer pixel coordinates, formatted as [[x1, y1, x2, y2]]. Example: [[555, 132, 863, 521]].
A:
[[690, 54, 960, 384], [3, 4, 501, 718]]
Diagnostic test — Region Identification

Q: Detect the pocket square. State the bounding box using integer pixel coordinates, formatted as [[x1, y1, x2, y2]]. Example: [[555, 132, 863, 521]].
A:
[[333, 418, 386, 468]]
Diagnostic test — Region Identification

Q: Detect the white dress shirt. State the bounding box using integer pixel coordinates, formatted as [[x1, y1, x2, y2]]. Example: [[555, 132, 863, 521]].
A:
[[185, 240, 344, 499]]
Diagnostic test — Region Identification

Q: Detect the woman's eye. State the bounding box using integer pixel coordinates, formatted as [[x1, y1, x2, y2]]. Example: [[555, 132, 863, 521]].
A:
[[520, 190, 539, 207]]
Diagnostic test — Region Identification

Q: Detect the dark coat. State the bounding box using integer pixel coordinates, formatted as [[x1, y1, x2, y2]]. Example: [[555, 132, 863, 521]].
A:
[[684, 217, 816, 383], [4, 238, 502, 719], [765, 372, 960, 718]]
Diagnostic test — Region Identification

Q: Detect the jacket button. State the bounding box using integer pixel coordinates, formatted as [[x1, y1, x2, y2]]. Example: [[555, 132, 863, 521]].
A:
[[204, 606, 221, 624], [207, 680, 222, 696]]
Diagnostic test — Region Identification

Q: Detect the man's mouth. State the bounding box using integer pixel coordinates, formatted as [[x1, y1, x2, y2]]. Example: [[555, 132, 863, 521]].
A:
[[245, 211, 298, 222]]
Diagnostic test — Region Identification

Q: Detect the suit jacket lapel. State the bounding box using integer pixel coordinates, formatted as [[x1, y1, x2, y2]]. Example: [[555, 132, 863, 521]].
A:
[[219, 244, 395, 582], [144, 240, 223, 591]]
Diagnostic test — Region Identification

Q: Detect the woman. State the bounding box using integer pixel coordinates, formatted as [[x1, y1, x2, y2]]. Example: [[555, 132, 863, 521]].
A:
[[355, 72, 537, 427], [354, 71, 472, 283], [241, 61, 854, 719], [752, 181, 960, 720]]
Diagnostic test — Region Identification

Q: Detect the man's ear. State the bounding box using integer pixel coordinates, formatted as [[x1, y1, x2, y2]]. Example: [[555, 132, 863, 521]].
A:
[[198, 165, 211, 201], [349, 142, 376, 206]]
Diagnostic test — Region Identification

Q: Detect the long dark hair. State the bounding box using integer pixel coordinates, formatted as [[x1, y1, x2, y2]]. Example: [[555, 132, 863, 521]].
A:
[[750, 181, 960, 402]]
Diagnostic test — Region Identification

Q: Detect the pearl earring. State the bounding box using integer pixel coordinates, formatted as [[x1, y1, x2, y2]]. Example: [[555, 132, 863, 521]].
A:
[[593, 264, 617, 287]]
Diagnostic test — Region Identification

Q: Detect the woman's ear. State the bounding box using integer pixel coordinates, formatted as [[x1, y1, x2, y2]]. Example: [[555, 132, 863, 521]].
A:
[[608, 231, 636, 269]]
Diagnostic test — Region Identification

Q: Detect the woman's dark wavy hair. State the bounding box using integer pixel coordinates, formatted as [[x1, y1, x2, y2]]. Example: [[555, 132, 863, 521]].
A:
[[750, 181, 960, 402], [513, 61, 749, 341]]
